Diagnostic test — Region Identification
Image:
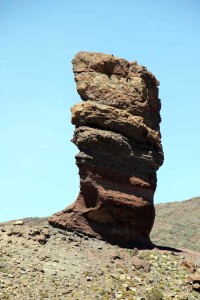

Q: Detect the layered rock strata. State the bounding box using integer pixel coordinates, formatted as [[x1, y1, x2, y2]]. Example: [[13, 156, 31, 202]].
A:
[[49, 52, 164, 247]]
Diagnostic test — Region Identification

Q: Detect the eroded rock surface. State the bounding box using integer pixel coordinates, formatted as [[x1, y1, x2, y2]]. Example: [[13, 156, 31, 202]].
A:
[[49, 52, 164, 247]]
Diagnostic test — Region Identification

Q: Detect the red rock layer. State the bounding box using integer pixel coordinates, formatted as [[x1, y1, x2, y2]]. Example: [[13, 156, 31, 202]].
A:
[[49, 52, 164, 248]]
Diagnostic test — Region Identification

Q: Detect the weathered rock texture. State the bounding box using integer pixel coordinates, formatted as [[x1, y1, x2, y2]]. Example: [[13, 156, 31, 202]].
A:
[[49, 52, 164, 247]]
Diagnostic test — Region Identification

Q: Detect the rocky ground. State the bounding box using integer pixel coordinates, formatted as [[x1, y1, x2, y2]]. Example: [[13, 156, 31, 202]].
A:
[[0, 218, 200, 299]]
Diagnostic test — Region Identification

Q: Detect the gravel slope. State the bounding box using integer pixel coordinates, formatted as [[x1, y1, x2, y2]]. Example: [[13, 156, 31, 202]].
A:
[[0, 218, 200, 299]]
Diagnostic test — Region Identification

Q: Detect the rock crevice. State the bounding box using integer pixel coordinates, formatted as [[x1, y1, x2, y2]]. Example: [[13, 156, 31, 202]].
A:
[[49, 52, 164, 247]]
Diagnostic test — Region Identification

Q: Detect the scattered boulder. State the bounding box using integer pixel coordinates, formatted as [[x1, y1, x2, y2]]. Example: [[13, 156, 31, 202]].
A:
[[37, 234, 47, 245], [13, 220, 24, 226], [188, 274, 200, 283], [181, 260, 196, 272], [6, 227, 24, 237], [186, 273, 200, 292], [132, 256, 151, 272]]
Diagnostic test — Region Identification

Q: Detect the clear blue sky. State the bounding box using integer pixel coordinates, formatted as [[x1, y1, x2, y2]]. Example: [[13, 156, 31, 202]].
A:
[[1, 0, 200, 222]]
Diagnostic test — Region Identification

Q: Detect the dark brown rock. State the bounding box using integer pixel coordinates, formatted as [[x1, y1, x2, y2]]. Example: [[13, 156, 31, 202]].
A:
[[49, 52, 164, 247]]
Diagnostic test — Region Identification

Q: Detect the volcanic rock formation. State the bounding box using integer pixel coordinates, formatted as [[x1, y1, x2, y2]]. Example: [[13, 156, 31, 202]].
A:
[[49, 52, 164, 247]]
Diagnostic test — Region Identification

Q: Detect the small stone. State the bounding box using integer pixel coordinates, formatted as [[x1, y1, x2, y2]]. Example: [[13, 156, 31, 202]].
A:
[[119, 274, 126, 281], [13, 220, 24, 226], [186, 274, 200, 283], [115, 292, 123, 299], [123, 283, 129, 290], [68, 237, 75, 242], [37, 234, 46, 244], [192, 283, 200, 291], [110, 274, 118, 279], [39, 255, 49, 261], [98, 271, 104, 275], [117, 268, 124, 274], [132, 256, 151, 272], [74, 242, 80, 246], [7, 231, 13, 236], [110, 252, 122, 260], [86, 276, 93, 281], [181, 260, 196, 272], [29, 228, 41, 236], [178, 292, 189, 300], [46, 269, 57, 276], [133, 248, 139, 255], [129, 287, 136, 292], [14, 259, 20, 264], [41, 228, 50, 238], [12, 229, 23, 237]]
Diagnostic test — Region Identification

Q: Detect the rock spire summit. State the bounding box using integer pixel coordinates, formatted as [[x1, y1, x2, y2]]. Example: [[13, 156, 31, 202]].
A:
[[49, 51, 164, 247]]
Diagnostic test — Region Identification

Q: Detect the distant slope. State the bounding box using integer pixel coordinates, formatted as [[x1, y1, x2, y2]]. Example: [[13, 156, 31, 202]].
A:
[[151, 197, 200, 252]]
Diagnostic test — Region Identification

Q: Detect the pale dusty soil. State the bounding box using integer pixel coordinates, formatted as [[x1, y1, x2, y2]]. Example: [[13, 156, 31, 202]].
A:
[[0, 218, 200, 300]]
